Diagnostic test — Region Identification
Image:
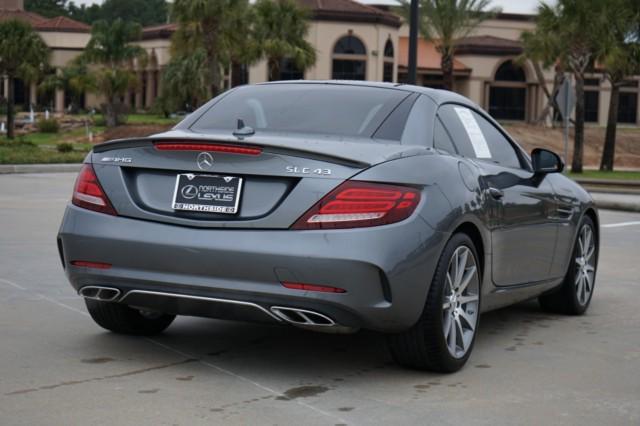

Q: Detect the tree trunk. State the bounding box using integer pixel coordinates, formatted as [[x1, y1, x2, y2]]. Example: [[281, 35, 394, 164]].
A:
[[7, 76, 15, 139], [103, 100, 118, 128], [441, 52, 454, 91], [533, 65, 561, 125], [268, 58, 280, 82], [600, 83, 620, 171], [203, 20, 221, 97], [571, 73, 585, 173]]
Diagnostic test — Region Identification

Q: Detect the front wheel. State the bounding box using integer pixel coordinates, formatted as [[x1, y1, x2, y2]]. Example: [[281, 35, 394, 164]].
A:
[[85, 299, 176, 335], [539, 215, 598, 315], [387, 233, 481, 372]]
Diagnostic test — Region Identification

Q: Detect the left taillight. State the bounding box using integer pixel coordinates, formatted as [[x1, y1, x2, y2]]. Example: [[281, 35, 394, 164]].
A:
[[291, 181, 421, 230], [72, 164, 117, 215]]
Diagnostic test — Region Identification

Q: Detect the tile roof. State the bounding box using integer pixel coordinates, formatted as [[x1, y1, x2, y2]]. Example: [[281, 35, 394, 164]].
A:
[[0, 9, 90, 32], [455, 35, 523, 56], [294, 0, 401, 28], [36, 16, 90, 32], [140, 0, 401, 40], [141, 23, 177, 40]]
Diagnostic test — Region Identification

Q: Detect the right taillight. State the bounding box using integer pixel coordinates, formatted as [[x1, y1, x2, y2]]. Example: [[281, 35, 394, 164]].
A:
[[291, 181, 421, 230], [71, 164, 117, 215]]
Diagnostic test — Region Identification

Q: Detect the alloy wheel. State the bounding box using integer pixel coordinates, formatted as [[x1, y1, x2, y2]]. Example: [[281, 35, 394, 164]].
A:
[[575, 224, 596, 306], [442, 246, 480, 359]]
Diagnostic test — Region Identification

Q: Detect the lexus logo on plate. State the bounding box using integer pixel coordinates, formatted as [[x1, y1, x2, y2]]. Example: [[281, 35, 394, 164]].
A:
[[181, 185, 198, 199], [197, 152, 214, 170]]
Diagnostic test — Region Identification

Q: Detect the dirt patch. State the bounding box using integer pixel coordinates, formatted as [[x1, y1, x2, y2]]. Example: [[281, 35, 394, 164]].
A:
[[504, 124, 640, 168]]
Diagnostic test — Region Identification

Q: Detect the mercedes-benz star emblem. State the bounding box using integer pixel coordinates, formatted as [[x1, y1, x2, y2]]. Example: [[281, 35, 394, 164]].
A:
[[181, 185, 198, 199], [197, 152, 214, 170]]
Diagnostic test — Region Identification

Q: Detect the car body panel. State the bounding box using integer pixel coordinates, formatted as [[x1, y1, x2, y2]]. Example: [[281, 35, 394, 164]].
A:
[[58, 81, 598, 333]]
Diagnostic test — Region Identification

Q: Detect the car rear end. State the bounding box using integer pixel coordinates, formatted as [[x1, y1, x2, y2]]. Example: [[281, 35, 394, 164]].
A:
[[57, 82, 446, 333]]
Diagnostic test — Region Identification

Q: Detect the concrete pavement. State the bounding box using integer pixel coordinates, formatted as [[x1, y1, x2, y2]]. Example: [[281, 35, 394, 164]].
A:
[[0, 173, 639, 425]]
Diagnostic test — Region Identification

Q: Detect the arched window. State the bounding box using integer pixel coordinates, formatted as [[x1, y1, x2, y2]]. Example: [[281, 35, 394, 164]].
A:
[[383, 39, 394, 82], [489, 60, 527, 121], [332, 35, 367, 80]]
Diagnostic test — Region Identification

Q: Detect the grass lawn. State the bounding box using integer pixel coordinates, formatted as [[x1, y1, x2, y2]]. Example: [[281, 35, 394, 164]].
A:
[[0, 113, 176, 164], [568, 171, 640, 181], [0, 141, 87, 164], [121, 114, 181, 126]]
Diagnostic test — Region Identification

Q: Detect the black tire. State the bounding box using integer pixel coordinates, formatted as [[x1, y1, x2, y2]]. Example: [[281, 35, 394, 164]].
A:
[[387, 233, 481, 372], [85, 299, 175, 335], [539, 215, 598, 315]]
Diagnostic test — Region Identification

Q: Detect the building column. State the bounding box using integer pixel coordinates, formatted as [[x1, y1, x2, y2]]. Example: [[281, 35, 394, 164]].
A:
[[29, 82, 37, 106], [54, 69, 65, 113], [145, 69, 156, 108], [135, 71, 143, 111], [156, 69, 163, 98], [2, 78, 8, 98]]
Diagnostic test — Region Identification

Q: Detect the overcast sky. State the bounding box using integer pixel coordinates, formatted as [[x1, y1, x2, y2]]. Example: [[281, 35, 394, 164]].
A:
[[69, 0, 556, 15]]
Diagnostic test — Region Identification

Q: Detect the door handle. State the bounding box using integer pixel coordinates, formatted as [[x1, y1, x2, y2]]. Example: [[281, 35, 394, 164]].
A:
[[487, 187, 504, 200]]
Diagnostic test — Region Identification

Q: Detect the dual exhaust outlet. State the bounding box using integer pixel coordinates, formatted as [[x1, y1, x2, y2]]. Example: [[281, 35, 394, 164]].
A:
[[78, 286, 356, 333]]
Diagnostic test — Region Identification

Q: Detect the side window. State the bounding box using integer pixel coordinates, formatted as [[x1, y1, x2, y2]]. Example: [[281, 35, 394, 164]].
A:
[[437, 105, 478, 158], [437, 104, 522, 169], [433, 117, 457, 154], [471, 111, 522, 169]]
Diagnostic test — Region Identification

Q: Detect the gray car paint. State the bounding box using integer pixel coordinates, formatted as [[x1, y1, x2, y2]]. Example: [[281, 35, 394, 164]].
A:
[[57, 81, 598, 333]]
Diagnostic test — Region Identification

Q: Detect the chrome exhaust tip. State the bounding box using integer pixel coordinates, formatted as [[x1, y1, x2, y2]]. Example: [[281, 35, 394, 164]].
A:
[[270, 306, 359, 334], [270, 306, 336, 326], [78, 286, 121, 302]]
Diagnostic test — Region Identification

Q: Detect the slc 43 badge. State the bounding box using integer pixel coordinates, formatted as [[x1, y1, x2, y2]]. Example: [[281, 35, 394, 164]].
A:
[[285, 166, 331, 176]]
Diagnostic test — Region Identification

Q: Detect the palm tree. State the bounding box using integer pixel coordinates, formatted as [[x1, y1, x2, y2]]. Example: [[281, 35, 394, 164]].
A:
[[171, 0, 255, 97], [0, 19, 49, 139], [399, 0, 500, 91], [157, 49, 209, 115], [519, 27, 565, 126], [597, 0, 640, 171], [253, 0, 316, 81], [76, 19, 147, 128], [532, 0, 607, 173]]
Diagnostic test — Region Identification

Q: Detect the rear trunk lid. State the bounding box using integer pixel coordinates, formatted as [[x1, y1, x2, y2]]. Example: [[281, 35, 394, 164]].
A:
[[90, 130, 429, 229]]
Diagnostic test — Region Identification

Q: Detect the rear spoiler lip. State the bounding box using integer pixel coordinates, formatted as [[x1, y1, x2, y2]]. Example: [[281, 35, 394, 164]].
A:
[[92, 136, 432, 169]]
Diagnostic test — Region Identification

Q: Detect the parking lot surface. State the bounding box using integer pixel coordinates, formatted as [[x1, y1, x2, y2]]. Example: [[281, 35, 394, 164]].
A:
[[1, 173, 639, 426]]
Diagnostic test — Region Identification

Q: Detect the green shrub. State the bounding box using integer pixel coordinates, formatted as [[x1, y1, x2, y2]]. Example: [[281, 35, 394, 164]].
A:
[[37, 118, 60, 133], [93, 115, 106, 127], [56, 142, 74, 153], [0, 138, 35, 148]]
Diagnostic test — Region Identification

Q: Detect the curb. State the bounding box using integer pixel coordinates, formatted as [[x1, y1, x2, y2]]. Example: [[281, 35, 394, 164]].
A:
[[592, 200, 640, 213], [0, 163, 82, 174]]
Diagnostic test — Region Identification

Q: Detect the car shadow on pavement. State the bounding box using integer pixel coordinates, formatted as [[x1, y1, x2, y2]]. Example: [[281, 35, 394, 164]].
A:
[[73, 299, 570, 382]]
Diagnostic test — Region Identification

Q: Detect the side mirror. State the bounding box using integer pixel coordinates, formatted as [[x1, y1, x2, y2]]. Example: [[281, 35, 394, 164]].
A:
[[531, 148, 564, 174]]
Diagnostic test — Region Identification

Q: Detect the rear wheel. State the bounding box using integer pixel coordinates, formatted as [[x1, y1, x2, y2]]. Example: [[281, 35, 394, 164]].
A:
[[85, 299, 175, 335], [539, 215, 597, 315], [387, 233, 481, 372]]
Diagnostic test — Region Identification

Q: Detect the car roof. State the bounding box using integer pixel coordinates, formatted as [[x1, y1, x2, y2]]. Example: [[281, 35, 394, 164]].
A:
[[257, 80, 478, 108]]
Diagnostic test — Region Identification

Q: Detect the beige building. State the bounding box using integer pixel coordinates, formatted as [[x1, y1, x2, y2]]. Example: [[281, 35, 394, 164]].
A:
[[1, 0, 638, 127], [397, 13, 640, 127]]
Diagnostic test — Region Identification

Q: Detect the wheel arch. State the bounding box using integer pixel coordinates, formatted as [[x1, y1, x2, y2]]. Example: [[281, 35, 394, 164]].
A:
[[452, 221, 485, 281], [583, 207, 599, 244]]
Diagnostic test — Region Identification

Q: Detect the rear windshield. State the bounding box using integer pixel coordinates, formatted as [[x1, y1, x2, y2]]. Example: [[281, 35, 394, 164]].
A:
[[190, 84, 409, 138]]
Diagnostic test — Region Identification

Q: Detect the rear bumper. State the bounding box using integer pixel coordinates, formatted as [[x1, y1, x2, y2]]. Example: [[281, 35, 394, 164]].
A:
[[58, 205, 447, 332]]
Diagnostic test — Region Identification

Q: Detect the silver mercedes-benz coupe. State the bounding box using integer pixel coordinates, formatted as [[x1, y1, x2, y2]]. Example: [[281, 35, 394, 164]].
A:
[[58, 81, 599, 372]]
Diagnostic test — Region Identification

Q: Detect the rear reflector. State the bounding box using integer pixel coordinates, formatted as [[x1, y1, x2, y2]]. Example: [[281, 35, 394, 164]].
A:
[[70, 260, 112, 269], [292, 181, 421, 230], [154, 142, 262, 156], [72, 164, 117, 215], [282, 282, 346, 293]]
